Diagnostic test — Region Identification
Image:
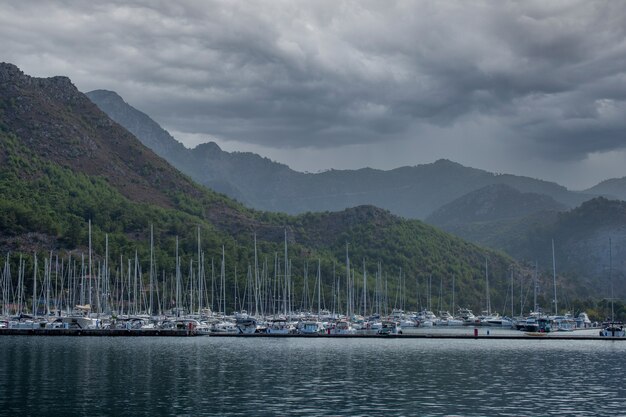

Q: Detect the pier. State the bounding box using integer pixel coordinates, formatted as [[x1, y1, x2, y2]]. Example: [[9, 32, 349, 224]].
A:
[[0, 328, 197, 337], [1, 328, 622, 340]]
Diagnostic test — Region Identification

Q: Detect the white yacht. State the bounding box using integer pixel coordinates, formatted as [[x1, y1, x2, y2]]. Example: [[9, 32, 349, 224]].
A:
[[576, 312, 592, 328], [377, 320, 402, 335], [210, 319, 238, 333], [330, 320, 356, 335], [552, 314, 576, 332], [459, 308, 480, 326], [417, 310, 437, 327], [174, 318, 210, 334], [266, 318, 292, 334], [235, 311, 258, 334], [298, 320, 324, 335]]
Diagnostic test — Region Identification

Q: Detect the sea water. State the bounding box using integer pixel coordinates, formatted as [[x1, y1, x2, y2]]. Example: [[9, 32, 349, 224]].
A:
[[1, 334, 624, 416]]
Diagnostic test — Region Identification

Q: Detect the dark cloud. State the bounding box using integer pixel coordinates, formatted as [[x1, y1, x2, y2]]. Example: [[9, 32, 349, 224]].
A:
[[1, 0, 626, 187]]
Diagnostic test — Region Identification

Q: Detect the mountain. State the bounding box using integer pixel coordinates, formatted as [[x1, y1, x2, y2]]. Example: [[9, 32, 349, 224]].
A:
[[426, 184, 565, 255], [0, 63, 529, 313], [425, 178, 626, 297], [85, 90, 596, 218], [83, 90, 189, 168], [81, 86, 626, 305], [427, 184, 568, 227], [516, 197, 626, 299], [426, 184, 568, 246], [584, 177, 626, 201]]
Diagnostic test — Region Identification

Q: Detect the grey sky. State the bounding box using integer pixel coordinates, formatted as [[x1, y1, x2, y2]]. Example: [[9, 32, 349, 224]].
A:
[[2, 0, 626, 189]]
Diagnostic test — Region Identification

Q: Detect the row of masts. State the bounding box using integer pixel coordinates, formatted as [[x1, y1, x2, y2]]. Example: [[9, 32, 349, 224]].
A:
[[0, 224, 409, 318], [0, 224, 577, 320]]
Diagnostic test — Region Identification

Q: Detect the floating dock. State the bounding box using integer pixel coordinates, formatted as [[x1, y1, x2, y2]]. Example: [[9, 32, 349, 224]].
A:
[[0, 328, 623, 340], [0, 328, 198, 337], [207, 332, 624, 340]]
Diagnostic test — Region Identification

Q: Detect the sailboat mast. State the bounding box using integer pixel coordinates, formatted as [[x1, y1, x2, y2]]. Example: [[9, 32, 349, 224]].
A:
[[485, 257, 490, 315], [363, 258, 366, 317], [284, 228, 288, 316], [175, 236, 180, 317], [610, 237, 614, 322], [221, 245, 226, 316], [32, 252, 37, 317], [197, 226, 201, 315], [510, 267, 514, 318], [103, 233, 108, 316], [452, 274, 455, 315], [88, 219, 92, 309], [150, 225, 154, 316], [254, 233, 259, 316], [552, 239, 558, 316], [533, 261, 538, 313], [345, 242, 350, 317], [317, 259, 321, 318]]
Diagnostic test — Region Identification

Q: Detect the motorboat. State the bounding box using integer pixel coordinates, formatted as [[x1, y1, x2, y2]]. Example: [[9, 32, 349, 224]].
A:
[[576, 312, 592, 328], [523, 316, 551, 333], [459, 308, 480, 326], [175, 318, 210, 334], [377, 320, 402, 335], [298, 320, 324, 335], [266, 318, 292, 334], [552, 315, 576, 332], [330, 320, 356, 335], [599, 322, 625, 337], [210, 319, 238, 333], [235, 311, 258, 334]]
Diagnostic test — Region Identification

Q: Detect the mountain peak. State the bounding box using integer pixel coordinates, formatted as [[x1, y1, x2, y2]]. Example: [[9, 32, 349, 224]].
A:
[[0, 63, 75, 89], [427, 182, 567, 226], [0, 62, 24, 81], [194, 141, 222, 154], [432, 158, 461, 167], [86, 89, 124, 103]]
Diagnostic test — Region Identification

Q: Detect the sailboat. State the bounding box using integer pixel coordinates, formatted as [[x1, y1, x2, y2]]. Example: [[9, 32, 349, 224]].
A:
[[478, 257, 503, 326], [600, 238, 625, 337]]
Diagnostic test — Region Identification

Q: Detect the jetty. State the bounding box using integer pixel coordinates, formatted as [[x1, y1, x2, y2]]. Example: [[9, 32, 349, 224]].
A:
[[0, 328, 197, 337], [0, 327, 622, 340]]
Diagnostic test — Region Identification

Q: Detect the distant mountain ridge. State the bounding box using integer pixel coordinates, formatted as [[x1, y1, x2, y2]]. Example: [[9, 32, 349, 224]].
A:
[[429, 186, 626, 297], [85, 89, 599, 219], [82, 87, 626, 299], [427, 184, 568, 226], [584, 177, 626, 201]]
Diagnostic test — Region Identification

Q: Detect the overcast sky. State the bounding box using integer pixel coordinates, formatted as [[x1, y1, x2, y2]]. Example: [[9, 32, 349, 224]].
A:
[[2, 1, 626, 189]]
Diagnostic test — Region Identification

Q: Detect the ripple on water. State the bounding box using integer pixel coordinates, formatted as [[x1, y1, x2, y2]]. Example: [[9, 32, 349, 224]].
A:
[[0, 336, 625, 416]]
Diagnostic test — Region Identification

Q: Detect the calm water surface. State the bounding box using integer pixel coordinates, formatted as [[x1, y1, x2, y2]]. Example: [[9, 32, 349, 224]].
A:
[[1, 334, 624, 416]]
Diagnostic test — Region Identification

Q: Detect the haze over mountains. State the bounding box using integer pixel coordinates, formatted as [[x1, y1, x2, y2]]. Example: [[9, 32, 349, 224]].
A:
[[87, 89, 619, 221], [85, 88, 626, 298]]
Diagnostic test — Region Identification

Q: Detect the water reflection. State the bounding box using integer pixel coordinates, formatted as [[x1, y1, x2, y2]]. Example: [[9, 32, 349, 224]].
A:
[[1, 336, 624, 416]]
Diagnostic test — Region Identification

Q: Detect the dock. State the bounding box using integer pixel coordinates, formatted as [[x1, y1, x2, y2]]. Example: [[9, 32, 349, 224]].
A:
[[0, 328, 198, 337], [1, 328, 623, 340], [207, 332, 625, 340]]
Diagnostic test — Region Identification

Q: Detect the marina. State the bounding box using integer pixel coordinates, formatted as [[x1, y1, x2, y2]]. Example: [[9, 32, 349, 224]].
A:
[[3, 230, 622, 341]]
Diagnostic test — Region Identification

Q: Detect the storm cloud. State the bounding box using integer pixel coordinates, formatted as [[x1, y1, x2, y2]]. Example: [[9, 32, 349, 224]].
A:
[[2, 1, 626, 188]]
